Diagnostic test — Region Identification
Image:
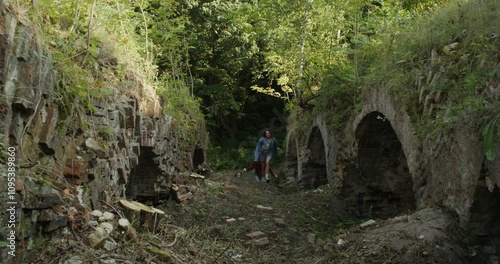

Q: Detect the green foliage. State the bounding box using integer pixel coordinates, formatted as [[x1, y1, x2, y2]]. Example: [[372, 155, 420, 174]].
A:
[[360, 0, 500, 142], [157, 77, 204, 148], [482, 114, 499, 161], [0, 241, 7, 247]]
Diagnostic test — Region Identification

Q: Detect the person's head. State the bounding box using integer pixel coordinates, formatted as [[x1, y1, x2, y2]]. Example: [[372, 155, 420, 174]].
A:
[[262, 128, 272, 139]]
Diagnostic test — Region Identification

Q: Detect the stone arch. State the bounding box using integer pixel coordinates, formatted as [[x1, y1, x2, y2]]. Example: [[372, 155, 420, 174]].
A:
[[300, 126, 328, 189], [352, 89, 420, 183], [468, 160, 500, 259], [351, 111, 416, 219], [193, 145, 205, 169], [285, 129, 299, 180]]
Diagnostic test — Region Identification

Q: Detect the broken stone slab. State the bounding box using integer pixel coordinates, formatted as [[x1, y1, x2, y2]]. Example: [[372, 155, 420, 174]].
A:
[[274, 218, 286, 227], [83, 138, 107, 158], [245, 231, 266, 240], [23, 179, 62, 209], [253, 237, 269, 246], [256, 205, 273, 212], [359, 219, 377, 228], [38, 104, 59, 154]]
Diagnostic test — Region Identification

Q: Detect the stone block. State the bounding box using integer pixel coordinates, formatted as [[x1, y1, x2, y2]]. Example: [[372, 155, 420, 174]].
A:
[[13, 62, 35, 114], [123, 105, 135, 128], [42, 215, 67, 232], [14, 25, 34, 62], [63, 159, 88, 185], [256, 205, 273, 212], [23, 178, 62, 209], [274, 218, 286, 227], [8, 112, 22, 145], [38, 209, 57, 222], [253, 237, 269, 246], [38, 103, 59, 155]]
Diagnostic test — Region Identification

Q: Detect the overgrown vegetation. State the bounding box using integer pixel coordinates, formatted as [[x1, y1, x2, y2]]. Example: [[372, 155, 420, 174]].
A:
[[359, 0, 500, 148], [13, 0, 204, 147]]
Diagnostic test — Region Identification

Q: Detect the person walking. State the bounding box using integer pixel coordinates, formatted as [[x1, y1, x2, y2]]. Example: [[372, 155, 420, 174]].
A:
[[254, 129, 278, 183]]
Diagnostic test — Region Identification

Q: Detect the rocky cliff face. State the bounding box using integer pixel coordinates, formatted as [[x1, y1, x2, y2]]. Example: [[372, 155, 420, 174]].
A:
[[0, 4, 206, 262]]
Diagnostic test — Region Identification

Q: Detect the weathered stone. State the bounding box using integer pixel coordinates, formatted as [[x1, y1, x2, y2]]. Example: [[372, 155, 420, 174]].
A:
[[253, 237, 269, 246], [83, 138, 106, 158], [256, 205, 273, 212], [245, 231, 266, 240], [42, 215, 67, 232], [123, 105, 135, 128], [23, 179, 62, 209], [274, 218, 286, 227], [63, 159, 88, 185], [38, 209, 57, 222], [13, 62, 35, 113]]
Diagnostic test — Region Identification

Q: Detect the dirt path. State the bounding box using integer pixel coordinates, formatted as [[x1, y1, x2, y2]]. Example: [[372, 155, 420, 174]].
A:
[[159, 171, 479, 264], [33, 170, 482, 264]]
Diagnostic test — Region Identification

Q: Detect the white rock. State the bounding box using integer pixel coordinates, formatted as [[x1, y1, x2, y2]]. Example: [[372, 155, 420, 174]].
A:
[[102, 212, 115, 220], [91, 210, 103, 217], [418, 234, 425, 240], [337, 238, 345, 246], [238, 217, 245, 221], [226, 218, 236, 223]]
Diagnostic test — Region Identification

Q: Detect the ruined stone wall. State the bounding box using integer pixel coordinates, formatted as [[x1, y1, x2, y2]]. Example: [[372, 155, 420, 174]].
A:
[[285, 115, 338, 189], [0, 5, 206, 262], [286, 86, 500, 224]]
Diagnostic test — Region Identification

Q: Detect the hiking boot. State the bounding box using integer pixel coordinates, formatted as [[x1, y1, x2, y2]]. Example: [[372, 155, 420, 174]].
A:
[[265, 174, 270, 183]]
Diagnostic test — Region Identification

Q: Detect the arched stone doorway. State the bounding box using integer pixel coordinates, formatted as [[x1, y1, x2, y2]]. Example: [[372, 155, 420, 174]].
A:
[[469, 161, 500, 261], [354, 111, 415, 219], [193, 146, 205, 169], [125, 146, 167, 202], [300, 126, 328, 189]]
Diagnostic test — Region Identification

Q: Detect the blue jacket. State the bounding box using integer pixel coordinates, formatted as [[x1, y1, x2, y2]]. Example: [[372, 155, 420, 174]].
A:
[[254, 137, 278, 161]]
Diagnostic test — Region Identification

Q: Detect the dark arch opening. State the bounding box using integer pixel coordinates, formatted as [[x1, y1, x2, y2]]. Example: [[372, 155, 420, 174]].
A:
[[300, 126, 328, 189], [354, 112, 415, 219], [193, 146, 205, 169], [469, 162, 500, 259], [125, 146, 167, 203]]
